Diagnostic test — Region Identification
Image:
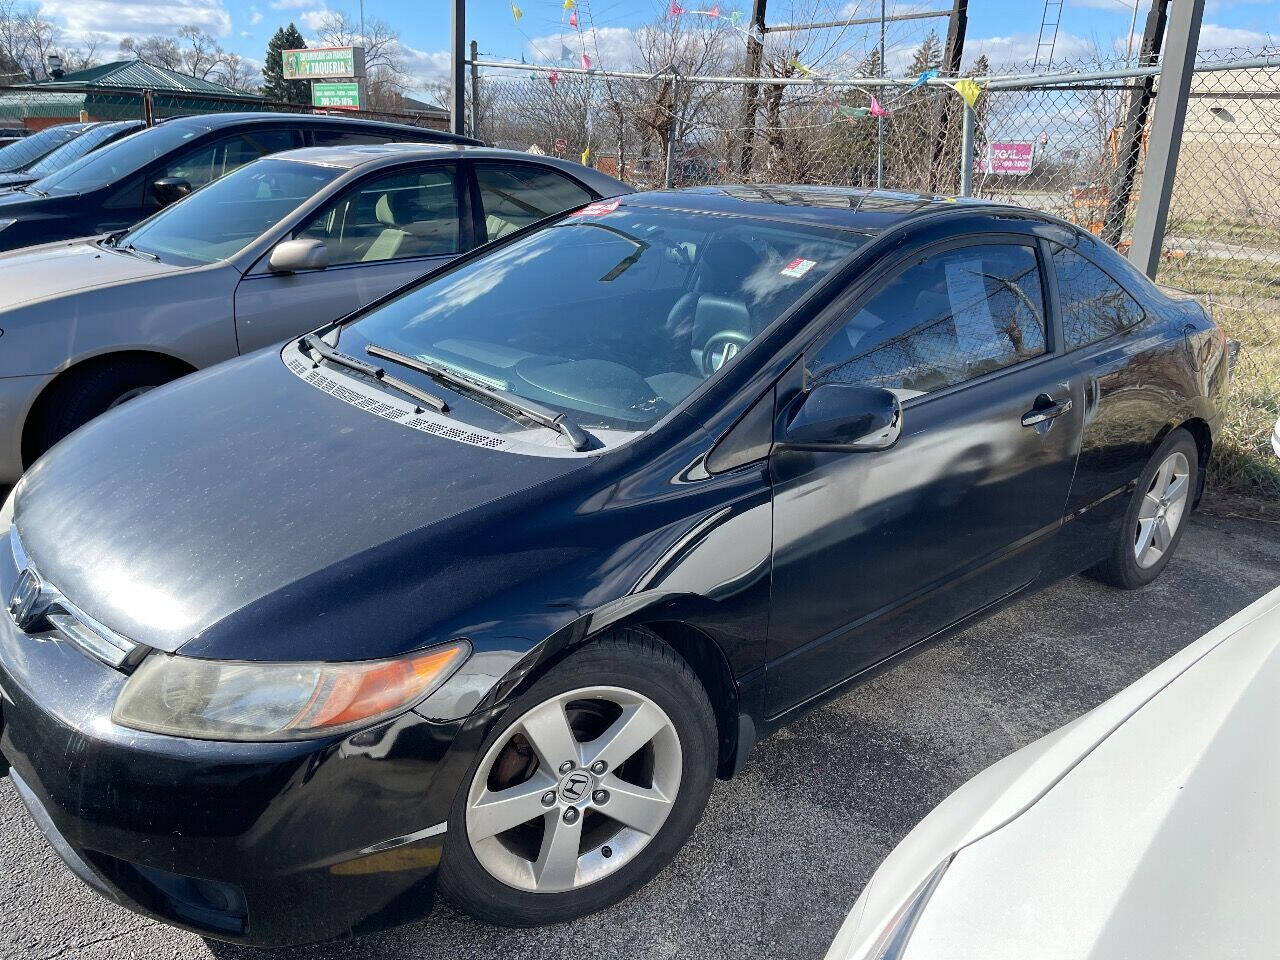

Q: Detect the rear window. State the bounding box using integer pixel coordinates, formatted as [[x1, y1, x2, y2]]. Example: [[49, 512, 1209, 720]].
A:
[[33, 122, 212, 193]]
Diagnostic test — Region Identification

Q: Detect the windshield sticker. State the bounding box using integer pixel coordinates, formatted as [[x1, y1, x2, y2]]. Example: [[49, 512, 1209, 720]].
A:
[[574, 199, 621, 217], [780, 257, 817, 278]]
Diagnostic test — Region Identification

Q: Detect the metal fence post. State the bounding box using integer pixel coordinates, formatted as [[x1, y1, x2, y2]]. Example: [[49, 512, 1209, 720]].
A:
[[959, 99, 975, 196], [142, 89, 155, 127], [665, 69, 680, 189], [1128, 0, 1205, 277]]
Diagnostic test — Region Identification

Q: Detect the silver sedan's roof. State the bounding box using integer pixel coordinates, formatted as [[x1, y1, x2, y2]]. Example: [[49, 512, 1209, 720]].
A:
[[271, 143, 631, 196]]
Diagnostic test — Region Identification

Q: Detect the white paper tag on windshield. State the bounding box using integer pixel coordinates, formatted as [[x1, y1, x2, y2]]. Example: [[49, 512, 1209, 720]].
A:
[[944, 259, 998, 352], [780, 257, 816, 278]]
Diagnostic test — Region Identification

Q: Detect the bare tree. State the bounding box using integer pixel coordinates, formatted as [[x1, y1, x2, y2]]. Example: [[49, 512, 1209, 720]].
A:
[[310, 11, 408, 111], [118, 26, 257, 92]]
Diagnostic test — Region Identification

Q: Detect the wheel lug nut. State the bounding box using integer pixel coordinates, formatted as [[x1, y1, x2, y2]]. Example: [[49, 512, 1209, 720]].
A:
[[558, 760, 575, 774], [590, 760, 607, 775], [541, 791, 556, 807], [592, 789, 609, 805], [562, 807, 579, 824]]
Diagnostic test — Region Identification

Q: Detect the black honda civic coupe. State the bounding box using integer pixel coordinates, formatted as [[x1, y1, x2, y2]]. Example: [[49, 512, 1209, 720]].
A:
[[0, 186, 1230, 946]]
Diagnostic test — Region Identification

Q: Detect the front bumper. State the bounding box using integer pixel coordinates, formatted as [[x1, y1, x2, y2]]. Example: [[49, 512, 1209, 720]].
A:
[[0, 593, 465, 946]]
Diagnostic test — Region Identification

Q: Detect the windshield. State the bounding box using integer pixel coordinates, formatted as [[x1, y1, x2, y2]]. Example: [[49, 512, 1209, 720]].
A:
[[117, 157, 342, 266], [341, 201, 863, 435], [32, 121, 210, 194], [22, 122, 139, 178], [0, 124, 86, 173]]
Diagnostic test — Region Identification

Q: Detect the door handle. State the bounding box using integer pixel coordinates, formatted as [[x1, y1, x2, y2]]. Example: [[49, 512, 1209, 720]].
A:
[[1021, 395, 1073, 427]]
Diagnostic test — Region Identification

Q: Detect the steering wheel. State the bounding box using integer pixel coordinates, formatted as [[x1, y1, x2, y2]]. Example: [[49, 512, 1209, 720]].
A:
[[700, 330, 752, 377]]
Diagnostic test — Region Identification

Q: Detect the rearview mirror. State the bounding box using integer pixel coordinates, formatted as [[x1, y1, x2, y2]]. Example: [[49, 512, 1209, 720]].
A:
[[151, 176, 191, 206], [785, 382, 902, 450], [268, 238, 330, 273]]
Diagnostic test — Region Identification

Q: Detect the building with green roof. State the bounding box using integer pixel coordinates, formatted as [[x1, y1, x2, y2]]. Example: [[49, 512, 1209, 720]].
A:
[[0, 60, 264, 130]]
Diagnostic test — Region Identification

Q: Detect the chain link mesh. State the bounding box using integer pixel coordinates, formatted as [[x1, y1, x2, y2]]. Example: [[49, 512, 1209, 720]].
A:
[[473, 50, 1279, 500]]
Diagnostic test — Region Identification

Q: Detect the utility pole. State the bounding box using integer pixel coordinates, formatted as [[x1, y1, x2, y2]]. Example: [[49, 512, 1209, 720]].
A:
[[930, 0, 968, 192], [876, 0, 886, 187], [450, 0, 466, 136], [469, 39, 480, 138], [734, 0, 768, 180], [1102, 0, 1169, 248], [1129, 0, 1205, 276]]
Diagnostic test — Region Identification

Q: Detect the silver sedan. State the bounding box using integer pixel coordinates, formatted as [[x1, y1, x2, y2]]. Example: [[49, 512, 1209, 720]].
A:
[[0, 144, 628, 482], [825, 583, 1280, 960]]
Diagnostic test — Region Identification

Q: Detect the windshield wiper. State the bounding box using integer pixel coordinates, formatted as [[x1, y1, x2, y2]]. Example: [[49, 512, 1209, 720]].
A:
[[119, 242, 159, 262], [366, 342, 592, 451], [300, 334, 449, 413]]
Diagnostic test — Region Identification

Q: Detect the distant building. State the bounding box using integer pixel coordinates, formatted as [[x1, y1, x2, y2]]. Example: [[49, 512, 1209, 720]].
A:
[[0, 60, 264, 131]]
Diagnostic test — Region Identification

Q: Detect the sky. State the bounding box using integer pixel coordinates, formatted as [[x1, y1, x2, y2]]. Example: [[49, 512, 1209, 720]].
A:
[[40, 0, 1279, 95]]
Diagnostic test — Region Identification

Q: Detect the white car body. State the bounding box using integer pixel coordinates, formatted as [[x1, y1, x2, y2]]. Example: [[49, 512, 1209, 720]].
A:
[[826, 583, 1280, 960]]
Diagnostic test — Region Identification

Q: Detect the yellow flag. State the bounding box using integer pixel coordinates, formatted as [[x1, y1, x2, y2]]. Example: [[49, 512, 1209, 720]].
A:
[[564, 0, 575, 8], [581, 145, 591, 165], [953, 76, 983, 109], [511, 2, 522, 21], [790, 58, 813, 77]]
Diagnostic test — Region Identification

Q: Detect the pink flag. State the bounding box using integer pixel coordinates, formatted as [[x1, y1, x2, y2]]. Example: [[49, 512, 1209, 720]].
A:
[[670, 1, 684, 14], [568, 10, 578, 27], [548, 70, 559, 87], [581, 51, 592, 70], [868, 95, 889, 117], [709, 3, 720, 15]]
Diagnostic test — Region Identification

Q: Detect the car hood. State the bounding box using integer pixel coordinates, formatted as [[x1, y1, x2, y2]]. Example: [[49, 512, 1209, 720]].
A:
[[0, 238, 181, 307], [829, 586, 1280, 960], [13, 348, 592, 659]]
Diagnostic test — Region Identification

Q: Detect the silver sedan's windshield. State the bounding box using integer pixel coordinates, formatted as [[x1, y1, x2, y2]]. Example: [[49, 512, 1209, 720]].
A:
[[341, 201, 864, 433], [118, 158, 343, 266]]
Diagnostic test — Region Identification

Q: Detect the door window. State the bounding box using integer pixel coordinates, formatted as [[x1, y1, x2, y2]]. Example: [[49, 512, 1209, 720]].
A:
[[158, 129, 297, 191], [297, 164, 459, 265], [810, 243, 1047, 396], [1051, 243, 1145, 350], [476, 163, 594, 241]]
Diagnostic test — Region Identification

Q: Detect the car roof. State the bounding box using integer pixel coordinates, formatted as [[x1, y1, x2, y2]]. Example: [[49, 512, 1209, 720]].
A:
[[268, 143, 633, 194], [160, 111, 478, 144], [620, 184, 1029, 233]]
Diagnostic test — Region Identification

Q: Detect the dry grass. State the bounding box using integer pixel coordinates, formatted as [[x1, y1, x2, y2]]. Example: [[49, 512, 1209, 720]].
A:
[[1157, 255, 1280, 502]]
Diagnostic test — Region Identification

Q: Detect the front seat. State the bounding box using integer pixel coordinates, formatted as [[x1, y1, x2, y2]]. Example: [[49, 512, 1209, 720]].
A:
[[361, 191, 416, 262], [664, 239, 759, 376]]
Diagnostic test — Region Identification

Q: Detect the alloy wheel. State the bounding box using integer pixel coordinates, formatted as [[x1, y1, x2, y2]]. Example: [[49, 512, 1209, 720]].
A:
[[1134, 450, 1190, 569], [465, 686, 682, 894]]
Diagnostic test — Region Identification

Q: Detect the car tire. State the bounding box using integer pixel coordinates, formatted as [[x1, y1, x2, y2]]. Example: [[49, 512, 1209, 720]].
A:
[[1088, 428, 1199, 590], [437, 627, 718, 926], [27, 356, 183, 463]]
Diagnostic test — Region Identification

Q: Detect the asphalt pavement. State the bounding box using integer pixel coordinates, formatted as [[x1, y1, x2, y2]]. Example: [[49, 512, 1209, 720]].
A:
[[2, 510, 1278, 960]]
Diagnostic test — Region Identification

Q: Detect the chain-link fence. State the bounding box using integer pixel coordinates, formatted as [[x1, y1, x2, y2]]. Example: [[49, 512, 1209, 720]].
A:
[[470, 50, 1279, 500], [0, 83, 450, 131]]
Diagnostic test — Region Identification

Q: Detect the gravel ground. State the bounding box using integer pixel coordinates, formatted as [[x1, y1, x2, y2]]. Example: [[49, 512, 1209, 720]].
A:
[[1, 510, 1277, 960]]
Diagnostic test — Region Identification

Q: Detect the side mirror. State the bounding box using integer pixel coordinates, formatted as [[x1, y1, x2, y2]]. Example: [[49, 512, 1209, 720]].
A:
[[151, 176, 191, 206], [785, 382, 902, 450], [268, 238, 330, 273]]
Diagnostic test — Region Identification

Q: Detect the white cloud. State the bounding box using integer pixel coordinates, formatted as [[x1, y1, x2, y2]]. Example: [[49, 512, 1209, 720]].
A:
[[299, 9, 330, 31], [526, 26, 641, 70], [41, 0, 233, 42], [269, 0, 313, 8], [960, 31, 1095, 69], [249, 9, 263, 25], [1197, 23, 1274, 50], [397, 43, 452, 83], [1066, 0, 1145, 12]]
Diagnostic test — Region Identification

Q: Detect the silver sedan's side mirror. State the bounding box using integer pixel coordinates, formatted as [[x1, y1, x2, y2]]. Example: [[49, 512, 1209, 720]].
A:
[[268, 238, 329, 273]]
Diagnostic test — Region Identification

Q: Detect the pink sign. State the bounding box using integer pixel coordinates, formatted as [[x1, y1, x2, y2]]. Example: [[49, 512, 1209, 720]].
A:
[[984, 141, 1035, 175]]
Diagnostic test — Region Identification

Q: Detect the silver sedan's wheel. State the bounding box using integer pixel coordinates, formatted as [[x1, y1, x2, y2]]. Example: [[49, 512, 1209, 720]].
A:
[[465, 685, 682, 894], [1134, 449, 1190, 569]]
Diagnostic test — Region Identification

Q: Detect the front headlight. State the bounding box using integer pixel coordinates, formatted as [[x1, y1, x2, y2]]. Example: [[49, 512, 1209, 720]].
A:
[[855, 857, 953, 960], [113, 642, 469, 741], [0, 219, 15, 234]]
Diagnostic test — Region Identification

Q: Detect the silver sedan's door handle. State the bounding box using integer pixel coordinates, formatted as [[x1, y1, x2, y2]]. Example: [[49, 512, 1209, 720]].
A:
[[1021, 395, 1073, 427]]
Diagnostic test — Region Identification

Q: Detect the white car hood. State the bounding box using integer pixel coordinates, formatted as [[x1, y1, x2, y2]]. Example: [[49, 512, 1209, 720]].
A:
[[0, 238, 180, 309], [830, 586, 1280, 960]]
